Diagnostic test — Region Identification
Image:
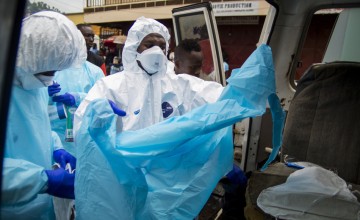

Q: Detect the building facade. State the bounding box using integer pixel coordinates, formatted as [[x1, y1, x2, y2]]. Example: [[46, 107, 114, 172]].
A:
[[79, 0, 337, 77]]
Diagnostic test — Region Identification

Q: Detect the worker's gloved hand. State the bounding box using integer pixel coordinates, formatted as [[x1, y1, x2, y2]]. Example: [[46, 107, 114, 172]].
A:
[[52, 93, 76, 106], [108, 100, 126, 116], [53, 149, 76, 169], [45, 168, 75, 199], [225, 164, 247, 186], [48, 82, 61, 97]]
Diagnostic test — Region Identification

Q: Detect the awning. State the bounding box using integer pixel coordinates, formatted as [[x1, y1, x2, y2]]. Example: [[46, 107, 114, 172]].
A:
[[103, 35, 127, 46], [84, 2, 270, 24]]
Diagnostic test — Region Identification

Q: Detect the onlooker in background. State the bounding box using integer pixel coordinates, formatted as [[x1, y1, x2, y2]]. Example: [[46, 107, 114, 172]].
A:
[[77, 24, 107, 76], [109, 56, 124, 75], [174, 38, 203, 77], [222, 49, 230, 78], [197, 24, 214, 78], [99, 44, 106, 57], [105, 47, 117, 75], [2, 11, 85, 219], [90, 43, 98, 55]]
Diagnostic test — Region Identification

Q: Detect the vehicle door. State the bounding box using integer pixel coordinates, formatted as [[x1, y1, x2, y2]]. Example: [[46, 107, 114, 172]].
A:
[[172, 2, 226, 86], [172, 2, 275, 172], [0, 0, 26, 201]]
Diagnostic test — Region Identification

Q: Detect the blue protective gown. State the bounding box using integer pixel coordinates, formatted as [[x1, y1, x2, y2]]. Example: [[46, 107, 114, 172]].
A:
[[50, 61, 104, 155], [1, 11, 87, 219], [2, 87, 55, 219]]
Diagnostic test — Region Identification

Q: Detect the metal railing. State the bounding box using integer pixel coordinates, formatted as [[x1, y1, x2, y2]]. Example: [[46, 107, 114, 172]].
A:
[[86, 0, 168, 7], [84, 0, 240, 13], [85, 0, 231, 8]]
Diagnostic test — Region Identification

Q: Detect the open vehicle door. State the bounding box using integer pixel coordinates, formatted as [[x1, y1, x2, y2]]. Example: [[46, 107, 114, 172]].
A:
[[172, 2, 275, 173], [172, 2, 226, 86], [0, 0, 26, 201]]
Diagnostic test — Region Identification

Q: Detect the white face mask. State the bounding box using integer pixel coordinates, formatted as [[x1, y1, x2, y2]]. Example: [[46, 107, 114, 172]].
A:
[[136, 46, 167, 75], [36, 74, 54, 87], [20, 74, 54, 90]]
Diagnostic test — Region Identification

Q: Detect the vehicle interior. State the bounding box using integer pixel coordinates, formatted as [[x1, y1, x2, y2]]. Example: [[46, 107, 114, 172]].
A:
[[173, 0, 360, 218], [243, 0, 360, 218]]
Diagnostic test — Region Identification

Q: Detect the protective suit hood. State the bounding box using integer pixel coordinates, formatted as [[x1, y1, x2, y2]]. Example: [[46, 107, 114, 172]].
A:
[[122, 16, 170, 73], [15, 11, 87, 88]]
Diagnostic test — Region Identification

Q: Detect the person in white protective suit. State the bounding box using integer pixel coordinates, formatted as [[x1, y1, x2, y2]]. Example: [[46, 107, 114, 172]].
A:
[[1, 11, 87, 220], [48, 61, 104, 155], [74, 16, 224, 134], [73, 17, 277, 219]]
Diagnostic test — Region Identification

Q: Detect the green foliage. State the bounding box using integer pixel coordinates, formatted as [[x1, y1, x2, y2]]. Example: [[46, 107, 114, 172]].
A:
[[26, 0, 63, 15]]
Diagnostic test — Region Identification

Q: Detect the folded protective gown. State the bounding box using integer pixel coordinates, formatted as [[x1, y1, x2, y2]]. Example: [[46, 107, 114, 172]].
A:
[[75, 44, 276, 219], [257, 167, 360, 220]]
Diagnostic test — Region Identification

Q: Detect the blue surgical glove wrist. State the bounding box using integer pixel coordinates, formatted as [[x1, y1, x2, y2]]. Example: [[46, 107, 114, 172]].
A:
[[52, 93, 76, 106], [108, 99, 126, 116], [45, 168, 75, 199], [48, 82, 61, 97], [53, 149, 76, 169]]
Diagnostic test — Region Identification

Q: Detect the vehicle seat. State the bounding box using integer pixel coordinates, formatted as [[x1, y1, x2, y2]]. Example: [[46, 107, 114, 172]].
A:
[[282, 61, 360, 184], [244, 61, 360, 219]]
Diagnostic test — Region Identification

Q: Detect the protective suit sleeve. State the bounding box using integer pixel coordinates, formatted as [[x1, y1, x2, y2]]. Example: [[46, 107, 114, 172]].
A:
[[176, 74, 224, 112], [71, 62, 104, 106], [1, 158, 48, 205], [73, 78, 108, 137], [52, 131, 64, 151], [68, 92, 82, 107]]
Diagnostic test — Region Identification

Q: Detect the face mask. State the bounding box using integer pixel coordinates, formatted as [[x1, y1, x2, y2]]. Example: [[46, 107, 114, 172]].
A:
[[136, 46, 167, 75], [36, 74, 54, 87], [20, 74, 54, 90]]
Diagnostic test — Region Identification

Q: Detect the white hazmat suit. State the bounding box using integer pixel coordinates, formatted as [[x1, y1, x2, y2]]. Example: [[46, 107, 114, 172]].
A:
[[1, 11, 86, 219], [74, 16, 224, 133]]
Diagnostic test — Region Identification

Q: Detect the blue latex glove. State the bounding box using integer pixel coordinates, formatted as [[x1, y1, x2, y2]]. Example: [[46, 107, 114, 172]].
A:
[[53, 149, 76, 169], [52, 93, 76, 106], [45, 168, 75, 199], [226, 164, 247, 186], [48, 82, 61, 97], [108, 100, 126, 116]]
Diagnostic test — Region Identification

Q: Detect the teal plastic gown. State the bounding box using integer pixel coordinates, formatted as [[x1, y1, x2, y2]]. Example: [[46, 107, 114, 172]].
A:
[[2, 87, 55, 219], [75, 44, 276, 219], [50, 61, 104, 155], [1, 11, 87, 219]]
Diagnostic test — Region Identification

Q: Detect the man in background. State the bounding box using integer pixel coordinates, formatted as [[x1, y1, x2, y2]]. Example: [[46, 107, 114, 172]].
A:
[[174, 38, 203, 77], [77, 24, 107, 75]]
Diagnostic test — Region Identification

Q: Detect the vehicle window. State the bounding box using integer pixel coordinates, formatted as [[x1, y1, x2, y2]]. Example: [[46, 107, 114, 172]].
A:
[[214, 2, 271, 79], [322, 8, 360, 63], [172, 3, 226, 85], [294, 7, 360, 83], [176, 13, 217, 82], [294, 9, 339, 81]]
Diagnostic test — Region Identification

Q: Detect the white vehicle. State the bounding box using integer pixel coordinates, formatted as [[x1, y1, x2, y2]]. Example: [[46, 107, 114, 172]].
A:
[[172, 0, 360, 219], [1, 0, 359, 218]]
